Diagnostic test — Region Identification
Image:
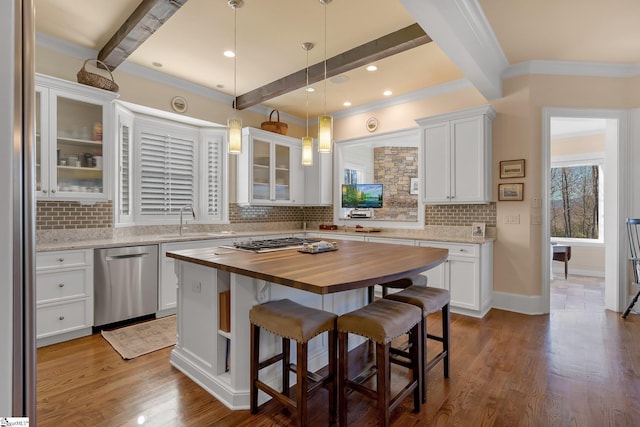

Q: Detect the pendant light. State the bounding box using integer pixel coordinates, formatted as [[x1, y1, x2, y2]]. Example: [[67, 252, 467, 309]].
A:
[[301, 42, 314, 166], [317, 0, 333, 154], [227, 0, 243, 154]]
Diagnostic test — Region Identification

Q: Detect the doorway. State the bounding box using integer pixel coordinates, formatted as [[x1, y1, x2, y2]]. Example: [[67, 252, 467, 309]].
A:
[[542, 108, 628, 313]]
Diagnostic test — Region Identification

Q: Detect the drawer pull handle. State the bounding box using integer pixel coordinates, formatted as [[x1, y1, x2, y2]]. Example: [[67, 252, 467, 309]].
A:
[[459, 249, 465, 252], [58, 283, 65, 288], [58, 316, 65, 321], [57, 258, 64, 262]]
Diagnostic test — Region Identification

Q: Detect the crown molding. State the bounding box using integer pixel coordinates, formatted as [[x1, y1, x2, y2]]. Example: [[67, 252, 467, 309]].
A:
[[503, 60, 640, 80]]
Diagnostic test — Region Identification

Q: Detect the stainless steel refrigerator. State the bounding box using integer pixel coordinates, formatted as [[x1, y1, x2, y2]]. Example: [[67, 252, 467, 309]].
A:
[[1, 0, 36, 420]]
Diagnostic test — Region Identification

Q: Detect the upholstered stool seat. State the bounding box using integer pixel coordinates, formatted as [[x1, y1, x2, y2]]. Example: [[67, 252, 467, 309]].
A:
[[384, 282, 450, 403], [250, 299, 337, 427], [337, 298, 422, 427]]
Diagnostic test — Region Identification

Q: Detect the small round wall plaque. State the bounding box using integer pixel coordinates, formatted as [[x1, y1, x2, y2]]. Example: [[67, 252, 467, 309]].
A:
[[366, 116, 378, 132], [171, 96, 188, 113]]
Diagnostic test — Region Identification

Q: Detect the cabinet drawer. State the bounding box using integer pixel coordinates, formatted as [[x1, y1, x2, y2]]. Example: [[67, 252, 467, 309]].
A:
[[37, 268, 91, 303], [36, 299, 92, 338], [418, 241, 478, 258], [37, 249, 91, 269]]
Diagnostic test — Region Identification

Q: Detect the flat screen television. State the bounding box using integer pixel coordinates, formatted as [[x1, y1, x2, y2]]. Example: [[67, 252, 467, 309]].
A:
[[341, 184, 383, 209]]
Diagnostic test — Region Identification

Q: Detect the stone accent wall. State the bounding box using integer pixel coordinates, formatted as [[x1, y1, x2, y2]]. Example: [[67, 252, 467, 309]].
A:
[[425, 203, 497, 227], [373, 147, 419, 220], [36, 200, 113, 230]]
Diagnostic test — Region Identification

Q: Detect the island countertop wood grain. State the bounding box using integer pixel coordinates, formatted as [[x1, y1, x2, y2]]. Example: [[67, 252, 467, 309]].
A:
[[166, 238, 448, 295]]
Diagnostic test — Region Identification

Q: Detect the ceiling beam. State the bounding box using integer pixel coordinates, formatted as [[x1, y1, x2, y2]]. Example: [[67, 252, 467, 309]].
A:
[[97, 0, 189, 70], [235, 23, 432, 110]]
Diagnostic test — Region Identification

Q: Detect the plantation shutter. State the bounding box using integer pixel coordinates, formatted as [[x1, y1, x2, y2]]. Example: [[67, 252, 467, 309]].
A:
[[139, 128, 196, 216], [205, 133, 224, 220], [120, 122, 130, 216]]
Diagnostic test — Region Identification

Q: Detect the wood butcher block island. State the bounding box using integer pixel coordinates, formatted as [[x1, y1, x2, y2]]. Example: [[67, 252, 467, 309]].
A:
[[166, 239, 448, 409]]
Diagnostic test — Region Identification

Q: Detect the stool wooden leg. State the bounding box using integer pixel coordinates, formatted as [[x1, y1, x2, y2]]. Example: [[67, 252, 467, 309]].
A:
[[376, 342, 391, 427], [283, 338, 291, 396], [296, 341, 308, 427], [250, 323, 260, 414], [420, 316, 427, 403], [338, 331, 348, 427], [328, 329, 337, 425], [443, 304, 450, 378], [411, 321, 423, 412]]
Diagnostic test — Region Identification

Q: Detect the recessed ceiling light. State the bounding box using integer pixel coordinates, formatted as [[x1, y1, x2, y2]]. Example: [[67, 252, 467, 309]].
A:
[[306, 87, 315, 92], [152, 62, 163, 68], [223, 50, 235, 58], [383, 90, 392, 96], [343, 101, 352, 107], [366, 65, 377, 71], [330, 75, 349, 84]]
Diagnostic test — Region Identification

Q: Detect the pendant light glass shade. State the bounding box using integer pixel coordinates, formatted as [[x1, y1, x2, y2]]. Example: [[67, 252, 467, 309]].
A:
[[228, 118, 242, 154], [317, 115, 333, 153], [302, 136, 313, 165]]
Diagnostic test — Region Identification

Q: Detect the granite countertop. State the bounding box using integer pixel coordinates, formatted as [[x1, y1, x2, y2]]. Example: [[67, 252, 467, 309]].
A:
[[36, 226, 495, 252]]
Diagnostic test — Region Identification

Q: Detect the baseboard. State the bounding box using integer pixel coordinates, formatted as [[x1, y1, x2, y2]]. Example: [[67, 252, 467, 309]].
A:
[[491, 291, 547, 315]]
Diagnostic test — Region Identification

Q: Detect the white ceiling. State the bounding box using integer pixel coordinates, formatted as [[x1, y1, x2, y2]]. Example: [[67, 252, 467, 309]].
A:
[[34, 0, 640, 119]]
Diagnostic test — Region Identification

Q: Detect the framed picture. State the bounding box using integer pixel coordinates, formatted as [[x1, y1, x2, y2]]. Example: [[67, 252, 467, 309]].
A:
[[498, 183, 524, 201], [472, 222, 486, 238], [500, 159, 525, 179], [410, 177, 419, 195]]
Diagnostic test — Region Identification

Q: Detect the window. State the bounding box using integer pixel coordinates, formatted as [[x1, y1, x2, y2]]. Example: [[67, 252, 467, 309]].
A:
[[550, 161, 603, 240], [123, 116, 227, 225]]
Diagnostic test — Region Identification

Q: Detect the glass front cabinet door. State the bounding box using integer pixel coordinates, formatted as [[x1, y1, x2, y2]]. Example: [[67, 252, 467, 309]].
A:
[[36, 74, 117, 201], [237, 127, 303, 206]]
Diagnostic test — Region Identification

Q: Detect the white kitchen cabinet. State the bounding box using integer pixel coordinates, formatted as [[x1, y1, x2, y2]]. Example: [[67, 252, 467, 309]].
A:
[[159, 238, 236, 315], [417, 240, 493, 317], [417, 105, 495, 204], [36, 249, 94, 347], [35, 74, 117, 201], [237, 128, 304, 206], [304, 140, 333, 206]]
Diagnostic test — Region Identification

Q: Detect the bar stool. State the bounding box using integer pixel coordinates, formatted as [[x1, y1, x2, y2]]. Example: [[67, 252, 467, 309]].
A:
[[250, 299, 338, 427], [337, 298, 422, 427], [384, 279, 450, 404]]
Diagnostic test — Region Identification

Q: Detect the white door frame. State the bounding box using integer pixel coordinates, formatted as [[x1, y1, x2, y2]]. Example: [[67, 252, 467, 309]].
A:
[[541, 107, 629, 313]]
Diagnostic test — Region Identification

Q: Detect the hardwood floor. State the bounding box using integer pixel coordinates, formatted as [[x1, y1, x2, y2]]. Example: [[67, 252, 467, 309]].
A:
[[37, 306, 640, 426]]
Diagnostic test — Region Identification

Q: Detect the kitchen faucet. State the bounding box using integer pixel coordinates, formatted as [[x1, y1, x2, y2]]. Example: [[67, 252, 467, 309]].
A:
[[179, 204, 196, 236]]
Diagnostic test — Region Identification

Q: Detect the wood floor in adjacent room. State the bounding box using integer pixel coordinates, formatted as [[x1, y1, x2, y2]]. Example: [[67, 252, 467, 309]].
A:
[[37, 281, 640, 426]]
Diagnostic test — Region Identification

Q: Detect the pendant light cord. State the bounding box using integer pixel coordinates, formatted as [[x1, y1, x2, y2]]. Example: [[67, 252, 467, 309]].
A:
[[323, 2, 327, 115], [233, 6, 237, 110], [306, 49, 309, 136]]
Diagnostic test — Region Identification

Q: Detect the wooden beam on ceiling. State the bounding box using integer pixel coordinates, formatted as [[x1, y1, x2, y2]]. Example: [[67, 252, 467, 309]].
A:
[[98, 0, 189, 70], [235, 23, 431, 110]]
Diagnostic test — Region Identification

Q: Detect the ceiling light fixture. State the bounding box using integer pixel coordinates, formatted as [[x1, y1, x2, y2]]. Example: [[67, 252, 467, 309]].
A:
[[227, 0, 243, 155], [383, 90, 392, 96], [301, 42, 314, 166], [343, 101, 351, 107], [317, 0, 333, 154], [366, 65, 378, 71]]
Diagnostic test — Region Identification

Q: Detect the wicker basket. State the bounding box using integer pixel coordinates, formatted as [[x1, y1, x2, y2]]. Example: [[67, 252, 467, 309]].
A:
[[260, 110, 288, 135], [76, 59, 119, 93]]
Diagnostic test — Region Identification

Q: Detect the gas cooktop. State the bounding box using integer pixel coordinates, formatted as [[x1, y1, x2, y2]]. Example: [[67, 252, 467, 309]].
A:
[[229, 237, 321, 253]]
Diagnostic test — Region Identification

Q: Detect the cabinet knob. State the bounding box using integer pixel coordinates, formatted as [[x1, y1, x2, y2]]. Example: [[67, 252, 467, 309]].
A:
[[58, 283, 65, 288], [459, 249, 465, 252], [57, 258, 64, 262], [58, 316, 65, 321], [42, 189, 47, 194], [51, 189, 56, 193]]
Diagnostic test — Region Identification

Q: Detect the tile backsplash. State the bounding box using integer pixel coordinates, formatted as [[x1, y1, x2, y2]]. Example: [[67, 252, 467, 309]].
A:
[[36, 201, 496, 231]]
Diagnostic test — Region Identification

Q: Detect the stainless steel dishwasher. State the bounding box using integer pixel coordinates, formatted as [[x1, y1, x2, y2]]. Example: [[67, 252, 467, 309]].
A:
[[94, 245, 158, 327]]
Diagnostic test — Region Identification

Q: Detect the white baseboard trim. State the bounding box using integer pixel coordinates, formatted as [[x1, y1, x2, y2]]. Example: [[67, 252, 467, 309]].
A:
[[491, 291, 547, 315]]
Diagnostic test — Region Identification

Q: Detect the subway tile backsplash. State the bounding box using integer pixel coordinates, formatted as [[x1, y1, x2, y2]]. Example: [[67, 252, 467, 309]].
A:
[[36, 201, 496, 231]]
